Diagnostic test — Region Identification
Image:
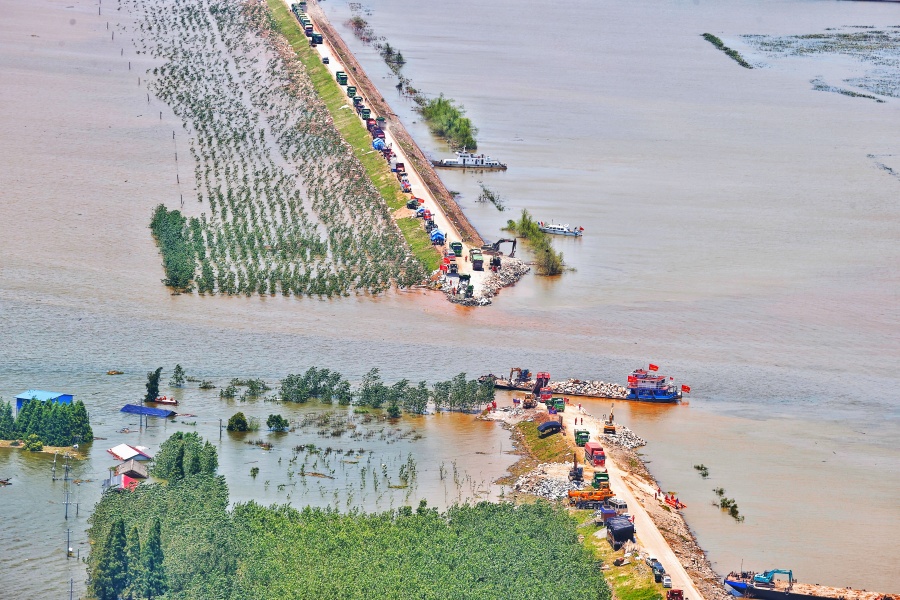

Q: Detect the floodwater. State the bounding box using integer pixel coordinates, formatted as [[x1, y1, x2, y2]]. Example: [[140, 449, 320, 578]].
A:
[[1, 0, 898, 596]]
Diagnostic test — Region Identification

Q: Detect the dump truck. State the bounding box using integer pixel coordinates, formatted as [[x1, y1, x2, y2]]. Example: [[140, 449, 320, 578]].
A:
[[549, 397, 565, 412], [346, 85, 357, 97], [335, 71, 348, 85], [448, 259, 458, 275], [430, 230, 446, 245], [584, 441, 606, 467], [449, 241, 463, 257], [592, 471, 610, 490], [469, 248, 484, 270], [666, 590, 684, 600], [574, 429, 590, 446], [606, 515, 635, 550], [311, 32, 323, 45], [405, 198, 419, 210]]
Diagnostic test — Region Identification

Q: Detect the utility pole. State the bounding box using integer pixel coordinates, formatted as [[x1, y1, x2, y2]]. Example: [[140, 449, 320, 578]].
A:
[[63, 491, 79, 519], [52, 452, 58, 480], [66, 528, 73, 558]]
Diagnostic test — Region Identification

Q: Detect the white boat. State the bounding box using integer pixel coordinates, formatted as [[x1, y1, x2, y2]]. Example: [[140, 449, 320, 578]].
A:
[[538, 222, 584, 237], [432, 150, 507, 170]]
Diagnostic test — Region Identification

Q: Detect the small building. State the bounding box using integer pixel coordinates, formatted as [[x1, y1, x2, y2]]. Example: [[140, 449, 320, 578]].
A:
[[15, 390, 74, 414], [107, 443, 154, 462], [116, 459, 149, 479]]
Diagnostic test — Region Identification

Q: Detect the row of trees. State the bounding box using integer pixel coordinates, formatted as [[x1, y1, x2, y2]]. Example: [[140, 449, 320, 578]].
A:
[[149, 431, 218, 482], [149, 204, 195, 292], [89, 517, 167, 600], [0, 399, 93, 447], [277, 368, 494, 414]]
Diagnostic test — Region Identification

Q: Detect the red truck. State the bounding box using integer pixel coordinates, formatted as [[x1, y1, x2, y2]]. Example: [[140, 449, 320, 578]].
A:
[[584, 441, 606, 467]]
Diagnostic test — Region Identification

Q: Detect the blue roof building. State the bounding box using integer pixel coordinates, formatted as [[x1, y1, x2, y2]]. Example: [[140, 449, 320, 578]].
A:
[[15, 390, 74, 414]]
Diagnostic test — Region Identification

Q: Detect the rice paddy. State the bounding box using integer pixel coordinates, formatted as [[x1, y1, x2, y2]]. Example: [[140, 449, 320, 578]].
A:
[[128, 0, 427, 297]]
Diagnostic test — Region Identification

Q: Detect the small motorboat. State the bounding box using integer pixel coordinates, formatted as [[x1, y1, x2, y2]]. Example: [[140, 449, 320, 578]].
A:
[[149, 396, 178, 406], [538, 222, 583, 237]]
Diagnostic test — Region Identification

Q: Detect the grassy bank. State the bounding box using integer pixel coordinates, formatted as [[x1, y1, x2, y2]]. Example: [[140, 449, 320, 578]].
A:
[[575, 512, 663, 600], [702, 33, 753, 69], [266, 0, 440, 270], [498, 416, 573, 486]]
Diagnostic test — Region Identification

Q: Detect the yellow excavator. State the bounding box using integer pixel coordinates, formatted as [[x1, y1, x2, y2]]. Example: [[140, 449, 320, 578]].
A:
[[603, 403, 617, 435]]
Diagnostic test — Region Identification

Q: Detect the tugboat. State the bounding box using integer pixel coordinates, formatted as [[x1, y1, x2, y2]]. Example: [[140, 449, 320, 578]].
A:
[[724, 569, 892, 600], [432, 150, 507, 170], [625, 365, 686, 403], [538, 222, 584, 237]]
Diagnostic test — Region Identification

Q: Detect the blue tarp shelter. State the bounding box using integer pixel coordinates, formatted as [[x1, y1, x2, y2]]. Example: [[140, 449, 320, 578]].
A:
[[120, 404, 176, 418], [15, 390, 74, 414]]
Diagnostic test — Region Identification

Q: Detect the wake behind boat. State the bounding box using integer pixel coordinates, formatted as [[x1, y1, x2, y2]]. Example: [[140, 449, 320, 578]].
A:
[[538, 222, 583, 236], [431, 150, 507, 170]]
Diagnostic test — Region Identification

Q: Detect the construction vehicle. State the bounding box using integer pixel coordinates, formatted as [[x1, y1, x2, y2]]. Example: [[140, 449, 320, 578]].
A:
[[666, 590, 684, 600], [606, 515, 635, 550], [568, 454, 583, 483], [489, 254, 502, 272], [311, 32, 323, 45], [522, 393, 537, 409], [603, 404, 616, 435], [448, 259, 458, 275], [753, 570, 794, 585], [574, 429, 590, 446], [532, 372, 550, 394], [405, 198, 419, 210], [449, 241, 463, 257], [592, 471, 610, 490], [469, 248, 484, 271], [584, 441, 606, 467], [481, 238, 517, 257], [539, 387, 552, 403], [424, 219, 436, 232], [430, 229, 446, 246], [568, 487, 614, 509], [548, 397, 564, 412], [335, 71, 348, 85], [508, 367, 531, 384]]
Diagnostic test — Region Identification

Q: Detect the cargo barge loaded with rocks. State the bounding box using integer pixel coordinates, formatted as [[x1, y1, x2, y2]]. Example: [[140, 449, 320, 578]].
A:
[[485, 365, 690, 402]]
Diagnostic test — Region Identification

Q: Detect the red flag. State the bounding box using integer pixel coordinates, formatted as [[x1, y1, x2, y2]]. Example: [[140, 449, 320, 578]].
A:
[[648, 364, 659, 371], [681, 385, 691, 393]]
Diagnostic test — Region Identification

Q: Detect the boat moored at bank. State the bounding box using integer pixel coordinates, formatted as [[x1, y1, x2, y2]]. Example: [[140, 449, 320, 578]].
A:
[[432, 150, 507, 170], [538, 222, 583, 236]]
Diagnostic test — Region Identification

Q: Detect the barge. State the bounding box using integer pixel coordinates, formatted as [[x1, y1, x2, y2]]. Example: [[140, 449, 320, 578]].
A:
[[626, 366, 686, 403], [724, 570, 893, 600]]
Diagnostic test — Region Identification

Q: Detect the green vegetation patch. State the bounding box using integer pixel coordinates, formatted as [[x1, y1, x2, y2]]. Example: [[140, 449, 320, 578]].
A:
[[88, 432, 610, 600], [150, 204, 195, 292], [504, 209, 565, 276], [702, 33, 753, 69], [0, 397, 93, 447], [516, 418, 572, 463], [420, 95, 478, 150], [397, 217, 441, 272]]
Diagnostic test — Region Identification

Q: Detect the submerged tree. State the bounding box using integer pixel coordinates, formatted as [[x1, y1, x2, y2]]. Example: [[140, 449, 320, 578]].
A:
[[169, 364, 186, 387], [145, 368, 163, 403]]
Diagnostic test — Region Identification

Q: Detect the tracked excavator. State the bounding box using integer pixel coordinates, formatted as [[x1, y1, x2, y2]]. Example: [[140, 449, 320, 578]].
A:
[[603, 404, 617, 435], [481, 238, 517, 258]]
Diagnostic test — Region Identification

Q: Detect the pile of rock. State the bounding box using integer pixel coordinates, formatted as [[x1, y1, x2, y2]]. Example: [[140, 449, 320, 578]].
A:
[[602, 426, 646, 449], [512, 463, 583, 501], [548, 379, 627, 399], [441, 256, 530, 306]]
